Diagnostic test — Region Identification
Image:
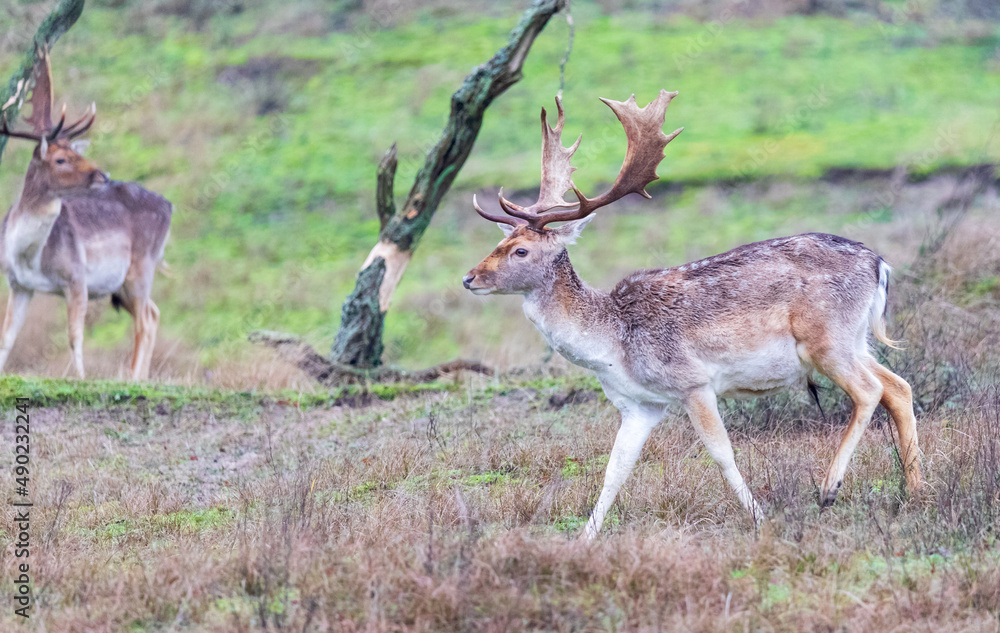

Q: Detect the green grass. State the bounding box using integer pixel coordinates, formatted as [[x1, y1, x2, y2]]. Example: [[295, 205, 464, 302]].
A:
[[1, 3, 998, 371], [151, 507, 235, 533], [0, 371, 606, 416], [0, 374, 457, 411]]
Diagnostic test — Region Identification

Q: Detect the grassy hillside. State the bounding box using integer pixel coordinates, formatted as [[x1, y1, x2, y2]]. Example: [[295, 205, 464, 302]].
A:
[[0, 1, 998, 379]]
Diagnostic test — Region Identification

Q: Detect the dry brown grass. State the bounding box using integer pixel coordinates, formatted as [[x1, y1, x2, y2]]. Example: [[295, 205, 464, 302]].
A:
[[2, 377, 999, 631]]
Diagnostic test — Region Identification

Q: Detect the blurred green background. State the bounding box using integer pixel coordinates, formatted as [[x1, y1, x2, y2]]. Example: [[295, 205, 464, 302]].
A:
[[0, 0, 998, 381]]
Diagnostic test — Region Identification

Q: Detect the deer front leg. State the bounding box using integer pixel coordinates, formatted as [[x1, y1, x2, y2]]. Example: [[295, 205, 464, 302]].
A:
[[583, 402, 664, 540], [0, 287, 33, 373], [65, 284, 88, 379], [684, 387, 763, 522]]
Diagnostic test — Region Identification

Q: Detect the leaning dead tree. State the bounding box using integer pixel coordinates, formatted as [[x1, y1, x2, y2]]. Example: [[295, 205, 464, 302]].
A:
[[0, 0, 85, 166], [254, 0, 567, 383]]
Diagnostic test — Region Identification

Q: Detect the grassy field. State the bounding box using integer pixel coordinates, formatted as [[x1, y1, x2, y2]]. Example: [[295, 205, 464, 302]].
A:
[[0, 200, 997, 630], [0, 5, 998, 627], [0, 1, 999, 379]]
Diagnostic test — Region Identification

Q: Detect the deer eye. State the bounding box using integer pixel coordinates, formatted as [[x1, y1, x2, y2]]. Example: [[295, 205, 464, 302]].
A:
[[55, 158, 67, 165], [514, 248, 528, 257]]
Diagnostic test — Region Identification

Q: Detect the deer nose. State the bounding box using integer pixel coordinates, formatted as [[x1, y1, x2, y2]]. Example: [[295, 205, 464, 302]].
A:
[[462, 274, 475, 289]]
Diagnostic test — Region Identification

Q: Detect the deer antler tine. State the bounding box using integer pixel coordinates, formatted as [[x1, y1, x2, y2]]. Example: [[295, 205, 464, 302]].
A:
[[62, 104, 88, 135], [65, 102, 97, 139], [553, 95, 582, 151], [47, 104, 66, 140], [474, 194, 524, 226], [497, 188, 526, 212], [568, 132, 581, 154], [497, 189, 541, 223], [67, 112, 96, 139], [548, 98, 564, 133]]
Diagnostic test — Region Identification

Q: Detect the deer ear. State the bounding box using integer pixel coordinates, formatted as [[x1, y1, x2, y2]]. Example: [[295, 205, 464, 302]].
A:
[[548, 214, 596, 245], [497, 222, 516, 238], [70, 139, 90, 155]]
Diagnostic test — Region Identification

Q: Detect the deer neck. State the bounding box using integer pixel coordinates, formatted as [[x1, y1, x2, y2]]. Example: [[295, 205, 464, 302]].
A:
[[3, 163, 62, 271], [522, 249, 617, 371], [15, 161, 60, 210]]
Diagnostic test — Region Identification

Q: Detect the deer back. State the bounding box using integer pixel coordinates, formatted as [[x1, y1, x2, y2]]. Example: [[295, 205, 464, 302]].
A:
[[60, 180, 172, 263], [607, 233, 882, 391]]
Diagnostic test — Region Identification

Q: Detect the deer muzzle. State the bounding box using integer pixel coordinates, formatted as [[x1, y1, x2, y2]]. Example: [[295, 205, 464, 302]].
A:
[[462, 271, 493, 295]]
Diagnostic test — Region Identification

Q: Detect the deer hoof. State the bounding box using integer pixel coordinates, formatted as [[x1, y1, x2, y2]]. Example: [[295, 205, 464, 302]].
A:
[[819, 480, 842, 507]]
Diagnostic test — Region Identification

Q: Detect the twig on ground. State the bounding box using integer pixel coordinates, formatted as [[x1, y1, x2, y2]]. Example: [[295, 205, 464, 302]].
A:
[[248, 330, 492, 385]]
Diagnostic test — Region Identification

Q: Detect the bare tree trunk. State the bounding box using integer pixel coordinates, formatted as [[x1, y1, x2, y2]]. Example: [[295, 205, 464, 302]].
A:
[[0, 0, 86, 167], [331, 0, 567, 369]]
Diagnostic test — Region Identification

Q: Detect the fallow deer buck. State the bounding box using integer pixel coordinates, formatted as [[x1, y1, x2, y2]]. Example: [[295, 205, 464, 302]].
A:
[[464, 90, 924, 538], [0, 48, 172, 380]]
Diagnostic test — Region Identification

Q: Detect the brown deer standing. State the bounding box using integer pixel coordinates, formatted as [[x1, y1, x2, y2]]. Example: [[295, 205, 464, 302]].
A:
[[464, 91, 924, 538], [0, 48, 172, 380]]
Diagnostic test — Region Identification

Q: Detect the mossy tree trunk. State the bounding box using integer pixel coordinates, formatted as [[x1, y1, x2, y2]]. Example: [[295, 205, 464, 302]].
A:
[[0, 0, 86, 167], [331, 0, 567, 369]]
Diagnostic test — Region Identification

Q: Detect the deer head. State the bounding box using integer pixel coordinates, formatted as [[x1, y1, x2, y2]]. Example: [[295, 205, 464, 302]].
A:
[[0, 46, 106, 196], [463, 90, 683, 295]]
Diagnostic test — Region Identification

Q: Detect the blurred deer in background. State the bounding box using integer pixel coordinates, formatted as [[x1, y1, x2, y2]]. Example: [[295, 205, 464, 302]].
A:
[[0, 47, 172, 380], [464, 91, 924, 538]]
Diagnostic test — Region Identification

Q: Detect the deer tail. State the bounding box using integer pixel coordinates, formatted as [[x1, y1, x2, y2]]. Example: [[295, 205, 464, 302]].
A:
[[869, 258, 903, 350]]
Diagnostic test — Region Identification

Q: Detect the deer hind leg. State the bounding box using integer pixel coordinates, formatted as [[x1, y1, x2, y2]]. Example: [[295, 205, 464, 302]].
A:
[[685, 387, 763, 522], [137, 300, 159, 380], [119, 295, 146, 382], [66, 284, 88, 379], [110, 290, 144, 380], [583, 402, 664, 540], [130, 304, 144, 380], [118, 265, 159, 382], [121, 297, 159, 381], [814, 353, 883, 506], [0, 288, 33, 373], [868, 360, 924, 495]]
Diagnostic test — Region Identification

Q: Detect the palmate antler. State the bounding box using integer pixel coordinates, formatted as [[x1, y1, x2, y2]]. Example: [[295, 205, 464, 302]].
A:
[[474, 89, 683, 230], [0, 45, 96, 144]]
